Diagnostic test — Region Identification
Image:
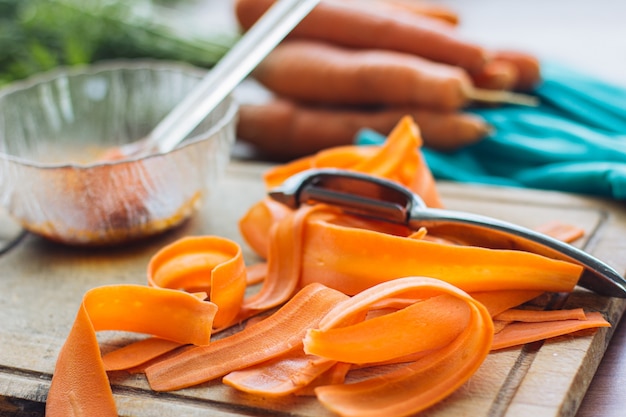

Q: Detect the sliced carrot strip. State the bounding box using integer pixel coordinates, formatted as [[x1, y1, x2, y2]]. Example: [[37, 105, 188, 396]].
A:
[[300, 216, 582, 295], [46, 285, 218, 417], [493, 320, 510, 334], [145, 283, 349, 391], [309, 276, 494, 417], [316, 321, 489, 417], [238, 198, 292, 259], [103, 337, 182, 372], [470, 289, 544, 317], [295, 362, 353, 396], [264, 153, 320, 189], [223, 348, 337, 397], [264, 145, 376, 189], [305, 295, 470, 363], [534, 220, 585, 243], [245, 262, 268, 285], [124, 345, 196, 374], [240, 205, 335, 314], [493, 308, 587, 323], [147, 235, 247, 329], [491, 311, 611, 350], [354, 117, 442, 208]]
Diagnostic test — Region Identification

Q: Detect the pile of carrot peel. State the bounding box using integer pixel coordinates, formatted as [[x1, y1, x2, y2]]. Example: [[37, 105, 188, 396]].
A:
[[46, 116, 611, 417]]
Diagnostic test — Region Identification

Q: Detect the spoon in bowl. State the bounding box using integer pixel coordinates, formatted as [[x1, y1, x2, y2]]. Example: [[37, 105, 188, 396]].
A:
[[103, 0, 320, 161]]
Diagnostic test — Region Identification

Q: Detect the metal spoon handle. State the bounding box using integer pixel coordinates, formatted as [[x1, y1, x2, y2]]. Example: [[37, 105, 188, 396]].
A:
[[143, 0, 320, 155]]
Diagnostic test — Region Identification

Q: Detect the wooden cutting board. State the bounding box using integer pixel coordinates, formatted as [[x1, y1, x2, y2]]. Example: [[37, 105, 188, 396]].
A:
[[0, 161, 625, 417]]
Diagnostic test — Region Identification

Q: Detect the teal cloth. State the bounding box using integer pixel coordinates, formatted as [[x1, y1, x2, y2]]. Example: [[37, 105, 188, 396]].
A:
[[355, 62, 626, 200]]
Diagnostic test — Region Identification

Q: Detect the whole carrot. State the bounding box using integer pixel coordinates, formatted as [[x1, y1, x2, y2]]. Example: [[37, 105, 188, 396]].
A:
[[470, 59, 519, 92], [237, 98, 491, 160], [253, 40, 536, 111], [234, 0, 487, 73], [490, 49, 542, 91], [367, 0, 460, 26]]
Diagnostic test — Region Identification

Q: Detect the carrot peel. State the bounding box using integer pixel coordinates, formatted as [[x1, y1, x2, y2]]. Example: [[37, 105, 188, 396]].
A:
[[145, 283, 349, 391], [222, 348, 337, 396], [45, 285, 218, 417], [306, 276, 494, 417], [147, 235, 247, 329], [491, 311, 610, 350]]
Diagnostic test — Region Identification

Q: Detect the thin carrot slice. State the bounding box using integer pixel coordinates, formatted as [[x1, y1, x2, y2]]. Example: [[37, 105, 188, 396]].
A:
[[491, 311, 610, 350], [300, 215, 582, 295], [238, 198, 292, 259], [245, 262, 268, 285], [315, 321, 489, 417], [470, 289, 544, 317], [147, 235, 247, 329], [103, 337, 182, 372], [493, 308, 587, 323], [264, 153, 320, 189], [46, 285, 218, 417], [353, 116, 442, 208], [493, 320, 510, 334], [309, 276, 494, 417], [240, 205, 336, 314], [145, 283, 349, 391], [305, 295, 470, 363], [295, 362, 353, 396], [223, 348, 337, 397]]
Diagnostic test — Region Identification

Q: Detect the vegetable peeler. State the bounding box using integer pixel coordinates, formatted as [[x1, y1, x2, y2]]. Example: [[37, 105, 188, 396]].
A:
[[269, 168, 626, 298]]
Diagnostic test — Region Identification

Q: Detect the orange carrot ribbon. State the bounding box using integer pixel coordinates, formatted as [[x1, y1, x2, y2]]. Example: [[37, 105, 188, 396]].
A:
[[307, 277, 494, 417], [145, 283, 349, 391], [46, 285, 218, 417]]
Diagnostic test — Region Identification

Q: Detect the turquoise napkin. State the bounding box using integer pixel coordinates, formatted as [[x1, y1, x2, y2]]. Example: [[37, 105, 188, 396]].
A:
[[355, 62, 626, 200]]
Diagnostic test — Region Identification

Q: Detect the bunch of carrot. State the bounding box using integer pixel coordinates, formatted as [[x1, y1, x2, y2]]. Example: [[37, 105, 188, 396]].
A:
[[45, 117, 609, 417], [234, 0, 542, 160]]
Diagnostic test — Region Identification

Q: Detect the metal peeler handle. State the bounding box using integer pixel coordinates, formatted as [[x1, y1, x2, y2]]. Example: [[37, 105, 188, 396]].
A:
[[408, 206, 626, 298], [269, 168, 626, 298]]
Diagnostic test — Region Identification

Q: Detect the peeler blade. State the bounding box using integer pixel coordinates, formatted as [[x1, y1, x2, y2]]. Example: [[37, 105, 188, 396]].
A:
[[268, 168, 626, 298]]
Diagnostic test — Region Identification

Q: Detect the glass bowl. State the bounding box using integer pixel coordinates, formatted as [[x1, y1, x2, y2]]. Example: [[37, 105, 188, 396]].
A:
[[0, 60, 238, 245]]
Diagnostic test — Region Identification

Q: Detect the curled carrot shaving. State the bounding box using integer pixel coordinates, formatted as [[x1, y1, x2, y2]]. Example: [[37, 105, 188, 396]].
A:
[[145, 283, 348, 391], [238, 197, 292, 259], [307, 277, 494, 417], [305, 294, 471, 363], [240, 205, 337, 314], [147, 235, 247, 329], [45, 285, 218, 417], [262, 115, 443, 208]]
